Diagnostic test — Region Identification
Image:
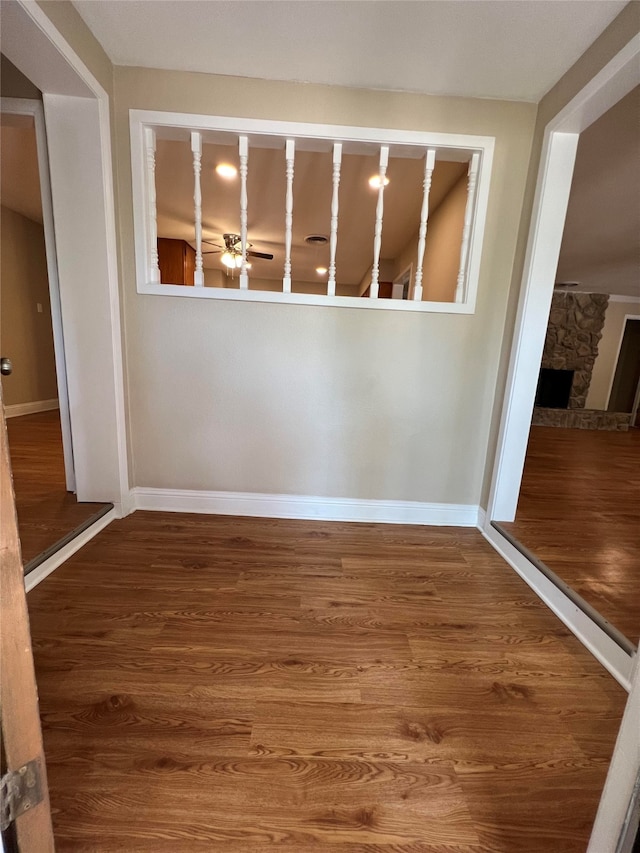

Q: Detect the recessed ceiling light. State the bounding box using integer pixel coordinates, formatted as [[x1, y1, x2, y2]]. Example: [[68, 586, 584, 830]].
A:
[[216, 163, 237, 179], [369, 174, 390, 189], [316, 266, 328, 275], [305, 235, 329, 245], [554, 281, 580, 288]]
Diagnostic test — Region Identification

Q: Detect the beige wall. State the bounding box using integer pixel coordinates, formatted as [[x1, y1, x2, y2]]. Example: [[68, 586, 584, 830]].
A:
[[28, 2, 637, 510], [480, 2, 640, 507], [587, 300, 640, 409], [115, 67, 536, 503], [421, 173, 467, 302], [390, 172, 467, 302], [0, 206, 57, 407], [35, 0, 113, 97]]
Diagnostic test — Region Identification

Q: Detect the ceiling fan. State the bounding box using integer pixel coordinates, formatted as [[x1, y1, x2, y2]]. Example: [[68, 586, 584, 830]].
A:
[[202, 233, 274, 268]]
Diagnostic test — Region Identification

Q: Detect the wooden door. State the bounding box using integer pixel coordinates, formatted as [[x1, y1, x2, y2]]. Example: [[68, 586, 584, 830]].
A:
[[0, 388, 54, 850]]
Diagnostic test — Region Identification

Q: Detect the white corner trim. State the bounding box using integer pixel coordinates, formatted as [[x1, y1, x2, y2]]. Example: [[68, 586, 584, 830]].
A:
[[608, 294, 640, 304], [477, 506, 487, 529], [480, 522, 635, 690], [24, 508, 117, 592], [4, 399, 59, 418], [131, 487, 479, 527], [588, 656, 640, 852]]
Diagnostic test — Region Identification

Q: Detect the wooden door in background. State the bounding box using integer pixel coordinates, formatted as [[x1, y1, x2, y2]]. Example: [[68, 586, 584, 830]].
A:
[[1, 387, 54, 851]]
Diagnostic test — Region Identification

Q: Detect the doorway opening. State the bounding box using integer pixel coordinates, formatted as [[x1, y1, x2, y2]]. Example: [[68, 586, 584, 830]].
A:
[[1, 74, 112, 572], [608, 317, 640, 422], [492, 83, 640, 653], [484, 34, 640, 693]]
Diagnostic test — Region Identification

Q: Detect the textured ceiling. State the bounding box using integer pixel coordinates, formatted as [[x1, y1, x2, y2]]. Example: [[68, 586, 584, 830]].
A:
[[557, 86, 640, 299], [71, 0, 627, 102]]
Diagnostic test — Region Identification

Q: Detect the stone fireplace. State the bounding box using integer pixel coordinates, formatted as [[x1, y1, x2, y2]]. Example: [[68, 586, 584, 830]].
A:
[[535, 368, 575, 409], [531, 292, 630, 430]]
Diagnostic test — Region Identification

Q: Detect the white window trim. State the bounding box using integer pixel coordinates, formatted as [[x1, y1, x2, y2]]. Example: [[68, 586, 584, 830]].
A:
[[130, 109, 494, 314]]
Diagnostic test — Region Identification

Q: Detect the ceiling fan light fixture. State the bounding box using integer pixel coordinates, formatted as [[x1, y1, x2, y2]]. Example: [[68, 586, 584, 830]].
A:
[[368, 174, 390, 189], [216, 163, 238, 179], [221, 251, 248, 270]]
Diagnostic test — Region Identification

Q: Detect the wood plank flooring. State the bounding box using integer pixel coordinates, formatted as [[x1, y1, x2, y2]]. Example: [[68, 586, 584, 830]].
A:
[[26, 511, 627, 851], [502, 425, 640, 644], [6, 410, 109, 565]]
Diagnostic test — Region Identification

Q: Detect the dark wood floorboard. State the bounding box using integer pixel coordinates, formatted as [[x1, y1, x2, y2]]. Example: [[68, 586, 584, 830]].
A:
[[26, 511, 626, 851], [6, 410, 108, 565], [502, 425, 640, 644]]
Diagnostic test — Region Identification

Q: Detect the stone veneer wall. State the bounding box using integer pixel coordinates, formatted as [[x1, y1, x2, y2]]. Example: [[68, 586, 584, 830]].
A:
[[532, 407, 630, 431], [540, 291, 609, 409]]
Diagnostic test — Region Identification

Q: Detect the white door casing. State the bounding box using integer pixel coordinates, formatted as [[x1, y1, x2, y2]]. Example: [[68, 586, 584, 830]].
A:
[[1, 0, 130, 513]]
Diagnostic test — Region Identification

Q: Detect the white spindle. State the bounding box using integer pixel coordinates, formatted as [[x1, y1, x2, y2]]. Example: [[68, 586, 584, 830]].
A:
[[144, 126, 160, 283], [191, 132, 204, 286], [413, 148, 436, 302], [238, 136, 249, 289], [369, 145, 389, 299], [282, 139, 295, 293], [327, 143, 342, 297], [455, 152, 480, 303]]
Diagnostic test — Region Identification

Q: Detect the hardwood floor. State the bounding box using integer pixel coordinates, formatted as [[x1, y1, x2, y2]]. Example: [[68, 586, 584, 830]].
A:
[[27, 511, 627, 851], [502, 425, 640, 644], [6, 410, 109, 566]]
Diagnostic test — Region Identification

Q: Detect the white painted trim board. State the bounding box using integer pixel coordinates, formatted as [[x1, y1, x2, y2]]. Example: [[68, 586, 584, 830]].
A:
[[132, 487, 480, 527], [480, 521, 635, 690], [24, 508, 117, 592]]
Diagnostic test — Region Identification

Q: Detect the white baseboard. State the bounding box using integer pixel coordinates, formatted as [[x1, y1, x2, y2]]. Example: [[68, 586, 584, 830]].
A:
[[5, 398, 59, 418], [480, 520, 635, 690], [25, 508, 117, 593], [131, 487, 480, 527]]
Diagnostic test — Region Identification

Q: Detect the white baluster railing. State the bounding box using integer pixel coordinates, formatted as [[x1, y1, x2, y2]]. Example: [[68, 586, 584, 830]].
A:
[[369, 145, 389, 299], [144, 126, 161, 283], [412, 148, 436, 302], [191, 131, 204, 286], [239, 136, 249, 289], [327, 143, 342, 297], [455, 151, 480, 303], [282, 139, 295, 293]]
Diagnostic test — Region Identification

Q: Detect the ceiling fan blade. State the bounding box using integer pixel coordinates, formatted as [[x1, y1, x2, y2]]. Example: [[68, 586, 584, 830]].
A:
[[247, 250, 274, 260]]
